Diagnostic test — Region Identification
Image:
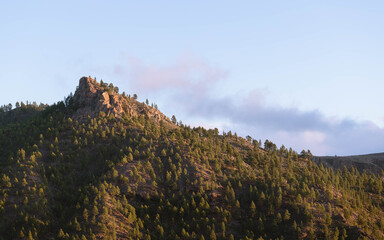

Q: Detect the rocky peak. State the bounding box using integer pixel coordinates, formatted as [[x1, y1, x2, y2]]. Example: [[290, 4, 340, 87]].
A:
[[72, 76, 171, 123], [77, 77, 98, 97], [73, 77, 100, 105]]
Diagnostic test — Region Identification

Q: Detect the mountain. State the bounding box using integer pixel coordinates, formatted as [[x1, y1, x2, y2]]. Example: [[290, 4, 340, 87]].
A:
[[314, 153, 384, 175], [0, 77, 383, 240]]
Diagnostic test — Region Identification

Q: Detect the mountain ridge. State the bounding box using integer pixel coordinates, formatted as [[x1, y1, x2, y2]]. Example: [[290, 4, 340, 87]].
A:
[[0, 77, 383, 240]]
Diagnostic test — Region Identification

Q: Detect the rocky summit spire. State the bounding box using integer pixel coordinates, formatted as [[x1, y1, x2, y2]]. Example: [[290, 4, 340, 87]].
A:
[[72, 76, 171, 123], [73, 77, 101, 107]]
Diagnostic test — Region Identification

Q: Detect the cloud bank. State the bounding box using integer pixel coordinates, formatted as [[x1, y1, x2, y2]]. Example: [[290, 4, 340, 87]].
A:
[[114, 55, 384, 156]]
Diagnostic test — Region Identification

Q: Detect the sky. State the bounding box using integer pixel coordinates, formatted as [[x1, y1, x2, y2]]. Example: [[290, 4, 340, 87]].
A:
[[1, 1, 384, 156]]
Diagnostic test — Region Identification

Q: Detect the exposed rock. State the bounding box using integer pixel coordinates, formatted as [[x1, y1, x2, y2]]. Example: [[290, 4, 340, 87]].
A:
[[72, 76, 171, 123]]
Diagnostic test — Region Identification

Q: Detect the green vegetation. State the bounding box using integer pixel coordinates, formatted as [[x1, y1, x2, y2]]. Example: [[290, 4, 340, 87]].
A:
[[0, 79, 383, 240]]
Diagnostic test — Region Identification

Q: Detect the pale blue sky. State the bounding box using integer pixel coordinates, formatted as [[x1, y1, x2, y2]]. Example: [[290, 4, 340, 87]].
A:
[[1, 1, 384, 155]]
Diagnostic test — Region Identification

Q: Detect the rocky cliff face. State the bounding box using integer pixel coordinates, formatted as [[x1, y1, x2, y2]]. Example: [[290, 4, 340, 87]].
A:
[[72, 77, 171, 123]]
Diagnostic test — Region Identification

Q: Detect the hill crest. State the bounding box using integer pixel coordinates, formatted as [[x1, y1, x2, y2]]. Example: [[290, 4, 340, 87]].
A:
[[72, 76, 171, 123]]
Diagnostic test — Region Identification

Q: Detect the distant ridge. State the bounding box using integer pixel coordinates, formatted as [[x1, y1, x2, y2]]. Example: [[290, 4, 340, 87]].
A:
[[314, 152, 384, 174]]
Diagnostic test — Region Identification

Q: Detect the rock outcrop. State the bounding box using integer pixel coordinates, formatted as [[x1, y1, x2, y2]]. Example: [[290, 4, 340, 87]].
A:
[[72, 77, 171, 123]]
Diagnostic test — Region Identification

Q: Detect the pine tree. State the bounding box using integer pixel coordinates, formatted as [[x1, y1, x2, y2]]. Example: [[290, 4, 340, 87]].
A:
[[250, 201, 256, 217], [210, 228, 217, 240]]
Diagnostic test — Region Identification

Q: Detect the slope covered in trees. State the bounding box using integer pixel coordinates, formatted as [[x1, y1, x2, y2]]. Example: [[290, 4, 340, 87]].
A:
[[0, 77, 383, 240]]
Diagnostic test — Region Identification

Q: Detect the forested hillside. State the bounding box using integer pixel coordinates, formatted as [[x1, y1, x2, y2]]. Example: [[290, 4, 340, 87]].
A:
[[0, 77, 383, 240]]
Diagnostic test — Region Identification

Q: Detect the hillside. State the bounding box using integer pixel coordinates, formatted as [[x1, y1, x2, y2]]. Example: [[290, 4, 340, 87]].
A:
[[0, 77, 383, 240]]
